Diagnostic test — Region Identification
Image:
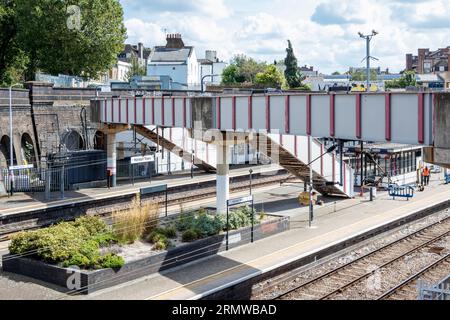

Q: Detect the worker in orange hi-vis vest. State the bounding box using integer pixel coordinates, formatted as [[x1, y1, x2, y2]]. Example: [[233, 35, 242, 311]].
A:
[[423, 166, 431, 186]]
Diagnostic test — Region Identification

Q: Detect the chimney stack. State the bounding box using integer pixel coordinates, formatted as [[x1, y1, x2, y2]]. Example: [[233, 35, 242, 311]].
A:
[[138, 42, 144, 60], [406, 54, 413, 71], [417, 48, 429, 74], [166, 33, 185, 49]]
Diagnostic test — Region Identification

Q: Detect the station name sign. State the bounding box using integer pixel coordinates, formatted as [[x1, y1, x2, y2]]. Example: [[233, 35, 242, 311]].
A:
[[9, 164, 34, 171], [131, 155, 155, 164], [227, 195, 254, 207]]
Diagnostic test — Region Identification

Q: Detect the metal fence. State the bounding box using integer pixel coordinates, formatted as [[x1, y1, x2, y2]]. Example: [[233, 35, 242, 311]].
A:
[[419, 276, 450, 300], [2, 167, 68, 193], [117, 161, 155, 182]]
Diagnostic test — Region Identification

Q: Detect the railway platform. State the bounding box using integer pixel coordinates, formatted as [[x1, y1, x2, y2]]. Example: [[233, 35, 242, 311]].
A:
[[0, 173, 448, 300], [81, 173, 448, 300]]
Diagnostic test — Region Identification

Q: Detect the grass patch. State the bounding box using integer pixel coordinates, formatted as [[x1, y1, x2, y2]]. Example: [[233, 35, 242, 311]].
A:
[[112, 194, 160, 244]]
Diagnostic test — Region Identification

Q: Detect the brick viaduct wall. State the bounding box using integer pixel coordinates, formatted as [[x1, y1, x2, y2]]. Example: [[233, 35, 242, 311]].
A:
[[27, 82, 100, 161], [0, 83, 140, 171], [0, 83, 148, 195], [0, 88, 36, 168]]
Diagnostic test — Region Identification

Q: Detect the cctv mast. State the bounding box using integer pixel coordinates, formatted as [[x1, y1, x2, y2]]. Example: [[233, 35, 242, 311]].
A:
[[358, 30, 379, 92]]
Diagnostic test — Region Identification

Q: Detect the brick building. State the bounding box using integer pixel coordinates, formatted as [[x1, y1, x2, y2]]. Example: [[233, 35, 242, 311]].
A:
[[406, 47, 450, 73]]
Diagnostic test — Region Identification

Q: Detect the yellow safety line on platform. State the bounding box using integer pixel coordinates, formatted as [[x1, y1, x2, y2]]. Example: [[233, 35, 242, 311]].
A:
[[145, 189, 449, 300]]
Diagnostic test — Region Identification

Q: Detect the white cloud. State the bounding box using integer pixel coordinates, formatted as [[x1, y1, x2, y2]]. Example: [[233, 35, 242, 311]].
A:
[[122, 0, 450, 74], [125, 18, 166, 45]]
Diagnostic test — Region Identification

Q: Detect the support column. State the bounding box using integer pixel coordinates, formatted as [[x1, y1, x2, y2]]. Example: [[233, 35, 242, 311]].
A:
[[107, 132, 117, 188], [216, 143, 230, 214]]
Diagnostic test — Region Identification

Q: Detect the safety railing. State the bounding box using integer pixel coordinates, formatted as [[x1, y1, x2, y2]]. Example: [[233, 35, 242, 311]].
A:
[[388, 184, 415, 200], [419, 276, 450, 300], [1, 167, 68, 193]]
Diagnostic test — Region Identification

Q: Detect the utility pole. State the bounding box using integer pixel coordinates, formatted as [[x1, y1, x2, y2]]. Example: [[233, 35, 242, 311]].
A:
[[305, 142, 338, 228], [201, 74, 219, 93], [309, 138, 314, 228], [358, 30, 379, 92]]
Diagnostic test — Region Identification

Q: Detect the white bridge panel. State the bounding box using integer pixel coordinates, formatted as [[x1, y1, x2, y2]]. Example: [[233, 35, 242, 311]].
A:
[[163, 97, 173, 127], [311, 95, 330, 138], [154, 98, 163, 126], [362, 95, 385, 142], [220, 97, 233, 130], [236, 97, 248, 131], [135, 98, 144, 125], [289, 95, 307, 136], [143, 98, 152, 125], [391, 94, 418, 145], [270, 96, 285, 134], [174, 98, 184, 127], [334, 95, 356, 140], [252, 96, 266, 131]]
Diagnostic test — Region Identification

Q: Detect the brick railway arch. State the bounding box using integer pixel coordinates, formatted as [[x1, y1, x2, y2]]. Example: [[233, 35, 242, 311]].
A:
[[94, 130, 106, 151], [0, 135, 17, 168], [61, 129, 85, 151], [20, 133, 37, 166]]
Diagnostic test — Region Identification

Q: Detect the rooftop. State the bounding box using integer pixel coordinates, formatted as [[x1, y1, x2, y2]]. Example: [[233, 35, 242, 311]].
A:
[[150, 47, 194, 63]]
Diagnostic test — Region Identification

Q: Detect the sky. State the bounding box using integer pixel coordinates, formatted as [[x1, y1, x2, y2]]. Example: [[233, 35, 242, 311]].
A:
[[120, 0, 450, 74]]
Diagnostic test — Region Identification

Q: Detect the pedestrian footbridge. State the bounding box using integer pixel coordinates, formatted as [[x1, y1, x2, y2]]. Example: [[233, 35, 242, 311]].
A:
[[91, 92, 450, 211]]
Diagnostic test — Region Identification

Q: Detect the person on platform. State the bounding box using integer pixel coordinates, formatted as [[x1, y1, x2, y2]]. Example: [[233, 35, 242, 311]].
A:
[[423, 166, 431, 186]]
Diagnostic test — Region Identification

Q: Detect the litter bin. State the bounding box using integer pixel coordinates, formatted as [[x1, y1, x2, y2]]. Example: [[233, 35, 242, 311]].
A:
[[370, 187, 377, 201]]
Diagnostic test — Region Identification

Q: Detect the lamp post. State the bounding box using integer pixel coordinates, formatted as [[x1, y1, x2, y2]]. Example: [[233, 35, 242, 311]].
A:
[[191, 150, 195, 179], [306, 142, 338, 227], [358, 30, 379, 92], [249, 169, 253, 196], [8, 84, 22, 196], [201, 74, 219, 93], [249, 169, 254, 242]]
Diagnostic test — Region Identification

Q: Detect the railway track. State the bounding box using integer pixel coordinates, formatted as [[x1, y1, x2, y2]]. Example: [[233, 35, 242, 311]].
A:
[[378, 253, 450, 300], [266, 216, 450, 300]]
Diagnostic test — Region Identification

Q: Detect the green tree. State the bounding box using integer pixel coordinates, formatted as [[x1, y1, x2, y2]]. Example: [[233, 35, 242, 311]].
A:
[[348, 69, 378, 81], [9, 0, 127, 81], [221, 65, 241, 84], [284, 40, 304, 88], [332, 71, 341, 75], [255, 65, 285, 88], [385, 71, 416, 89], [0, 1, 29, 86], [125, 54, 147, 82], [221, 54, 266, 85]]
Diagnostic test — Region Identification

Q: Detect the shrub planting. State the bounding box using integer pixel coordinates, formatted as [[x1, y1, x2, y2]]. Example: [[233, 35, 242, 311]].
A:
[[175, 207, 261, 242], [9, 216, 124, 270], [182, 229, 199, 242]]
